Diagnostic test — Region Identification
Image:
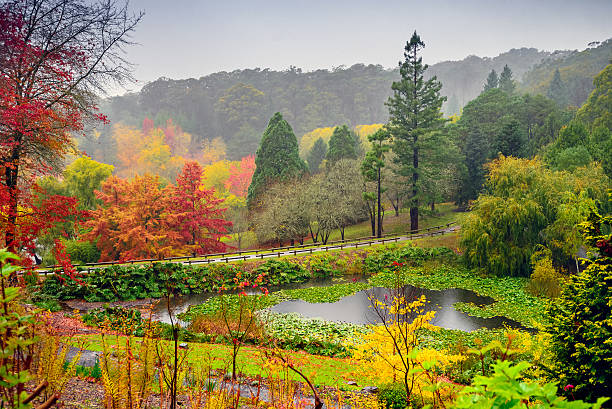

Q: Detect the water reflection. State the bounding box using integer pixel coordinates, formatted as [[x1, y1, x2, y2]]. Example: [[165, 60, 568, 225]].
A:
[[269, 286, 525, 332]]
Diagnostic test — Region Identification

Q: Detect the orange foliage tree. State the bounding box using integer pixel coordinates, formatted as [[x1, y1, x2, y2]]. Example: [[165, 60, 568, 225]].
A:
[[86, 162, 231, 261]]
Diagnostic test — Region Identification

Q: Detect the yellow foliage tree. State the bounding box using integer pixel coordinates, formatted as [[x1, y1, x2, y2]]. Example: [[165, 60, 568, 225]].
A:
[[197, 137, 227, 165], [112, 124, 147, 177], [350, 295, 464, 407]]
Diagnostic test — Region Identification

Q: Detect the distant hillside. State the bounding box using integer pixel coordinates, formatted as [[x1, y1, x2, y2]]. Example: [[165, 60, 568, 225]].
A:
[[92, 42, 606, 161], [520, 39, 612, 107]]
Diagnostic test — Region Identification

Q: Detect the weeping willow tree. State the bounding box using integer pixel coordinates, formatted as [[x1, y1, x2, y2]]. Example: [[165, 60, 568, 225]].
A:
[[461, 155, 609, 276]]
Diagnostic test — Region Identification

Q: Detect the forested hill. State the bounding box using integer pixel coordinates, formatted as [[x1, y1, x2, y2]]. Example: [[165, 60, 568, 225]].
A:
[[97, 42, 608, 160], [521, 38, 612, 106]]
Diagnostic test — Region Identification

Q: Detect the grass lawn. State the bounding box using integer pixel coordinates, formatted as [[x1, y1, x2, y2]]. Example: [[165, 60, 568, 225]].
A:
[[72, 334, 377, 389]]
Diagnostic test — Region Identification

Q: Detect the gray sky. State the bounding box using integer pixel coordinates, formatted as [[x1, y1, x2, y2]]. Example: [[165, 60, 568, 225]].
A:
[[114, 0, 612, 95]]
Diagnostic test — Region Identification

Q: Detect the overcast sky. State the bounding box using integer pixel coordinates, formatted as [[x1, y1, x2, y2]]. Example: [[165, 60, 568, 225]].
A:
[[113, 0, 612, 95]]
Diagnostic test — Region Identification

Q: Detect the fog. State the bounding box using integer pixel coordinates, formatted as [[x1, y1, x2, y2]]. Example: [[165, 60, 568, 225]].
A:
[[113, 0, 612, 95]]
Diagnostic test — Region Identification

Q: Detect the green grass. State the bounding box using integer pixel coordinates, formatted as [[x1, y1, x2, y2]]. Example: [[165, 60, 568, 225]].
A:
[[72, 334, 376, 388], [325, 202, 460, 242]]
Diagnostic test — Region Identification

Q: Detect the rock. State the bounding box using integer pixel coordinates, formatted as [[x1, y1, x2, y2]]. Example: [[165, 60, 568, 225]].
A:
[[250, 380, 260, 387], [65, 347, 101, 368], [347, 380, 358, 386], [362, 386, 379, 394], [178, 343, 188, 349]]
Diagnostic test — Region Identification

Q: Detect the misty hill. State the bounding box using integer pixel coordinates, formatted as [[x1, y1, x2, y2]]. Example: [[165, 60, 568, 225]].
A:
[[97, 42, 608, 160], [521, 38, 612, 106]]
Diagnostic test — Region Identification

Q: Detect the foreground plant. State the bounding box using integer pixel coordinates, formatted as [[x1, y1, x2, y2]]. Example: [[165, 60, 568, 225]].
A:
[[450, 360, 608, 409], [351, 289, 464, 408], [99, 331, 157, 409], [0, 250, 57, 408]]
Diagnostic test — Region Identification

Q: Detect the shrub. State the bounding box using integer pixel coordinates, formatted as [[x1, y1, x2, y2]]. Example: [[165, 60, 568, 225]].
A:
[[362, 244, 456, 274], [83, 306, 145, 336], [63, 239, 100, 264], [379, 384, 408, 409], [254, 259, 310, 286], [527, 247, 562, 298], [546, 204, 612, 402], [450, 360, 608, 409]]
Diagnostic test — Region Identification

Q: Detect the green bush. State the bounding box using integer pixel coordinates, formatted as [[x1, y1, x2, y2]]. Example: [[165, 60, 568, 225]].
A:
[[450, 360, 608, 409], [362, 245, 455, 274], [546, 205, 612, 403], [64, 240, 100, 264], [378, 383, 408, 409], [253, 259, 310, 285], [83, 306, 145, 336]]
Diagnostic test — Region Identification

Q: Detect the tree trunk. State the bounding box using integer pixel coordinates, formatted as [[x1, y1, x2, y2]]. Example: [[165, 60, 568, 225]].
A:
[[4, 151, 20, 254], [430, 201, 435, 212], [377, 168, 382, 238]]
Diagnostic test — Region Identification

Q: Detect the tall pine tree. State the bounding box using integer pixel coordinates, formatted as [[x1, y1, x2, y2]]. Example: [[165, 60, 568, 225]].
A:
[[484, 69, 499, 91], [499, 64, 516, 94], [307, 137, 327, 173], [547, 68, 568, 107], [386, 31, 447, 231], [326, 125, 358, 162], [247, 112, 307, 207]]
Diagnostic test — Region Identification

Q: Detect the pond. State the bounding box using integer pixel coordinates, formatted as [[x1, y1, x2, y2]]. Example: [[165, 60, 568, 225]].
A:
[[268, 286, 525, 332], [153, 279, 525, 332]]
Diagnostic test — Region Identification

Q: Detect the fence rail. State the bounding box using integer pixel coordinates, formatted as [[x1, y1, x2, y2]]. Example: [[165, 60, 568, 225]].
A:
[[34, 221, 457, 275]]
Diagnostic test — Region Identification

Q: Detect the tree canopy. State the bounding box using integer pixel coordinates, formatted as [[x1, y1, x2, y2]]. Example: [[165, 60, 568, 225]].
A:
[[247, 112, 307, 207]]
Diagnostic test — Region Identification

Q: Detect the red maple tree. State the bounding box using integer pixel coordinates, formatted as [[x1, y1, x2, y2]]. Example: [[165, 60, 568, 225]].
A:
[[169, 161, 232, 255], [225, 155, 256, 197], [0, 0, 141, 262]]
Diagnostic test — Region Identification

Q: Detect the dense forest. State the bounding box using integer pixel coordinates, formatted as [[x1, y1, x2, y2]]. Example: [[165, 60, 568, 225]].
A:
[[84, 40, 611, 162]]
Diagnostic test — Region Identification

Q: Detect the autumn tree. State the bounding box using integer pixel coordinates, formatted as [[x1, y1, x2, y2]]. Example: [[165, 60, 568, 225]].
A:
[[386, 31, 447, 231], [169, 161, 231, 256], [0, 0, 141, 257], [85, 175, 174, 261], [247, 112, 307, 207], [225, 155, 256, 197]]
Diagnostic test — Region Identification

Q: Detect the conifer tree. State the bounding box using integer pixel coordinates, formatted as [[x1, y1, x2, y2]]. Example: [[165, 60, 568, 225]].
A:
[[547, 69, 568, 107], [307, 137, 328, 173], [386, 31, 447, 231], [484, 69, 499, 91], [326, 125, 358, 162], [498, 64, 516, 94], [247, 112, 307, 207]]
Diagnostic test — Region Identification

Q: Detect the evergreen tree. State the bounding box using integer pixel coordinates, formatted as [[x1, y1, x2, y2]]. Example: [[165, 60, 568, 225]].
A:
[[386, 31, 447, 231], [498, 64, 516, 94], [496, 115, 525, 157], [483, 69, 499, 91], [361, 128, 391, 238], [306, 137, 327, 173], [547, 69, 568, 107], [326, 125, 358, 162], [246, 112, 307, 207]]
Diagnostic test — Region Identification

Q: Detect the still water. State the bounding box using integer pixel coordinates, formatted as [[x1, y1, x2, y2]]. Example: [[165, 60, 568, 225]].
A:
[[269, 286, 524, 332], [153, 280, 525, 332]]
